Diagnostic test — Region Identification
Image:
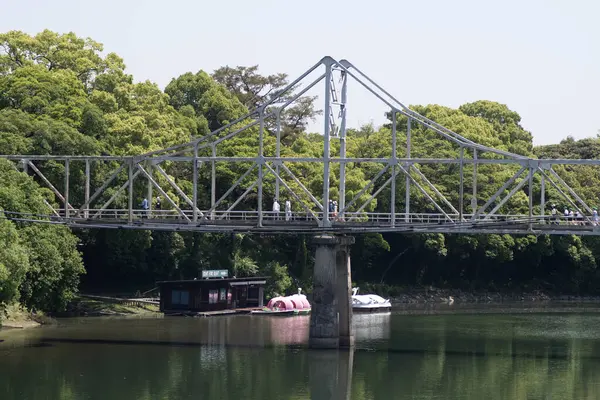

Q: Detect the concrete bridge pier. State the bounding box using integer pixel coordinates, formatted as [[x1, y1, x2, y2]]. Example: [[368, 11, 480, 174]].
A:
[[309, 234, 355, 349]]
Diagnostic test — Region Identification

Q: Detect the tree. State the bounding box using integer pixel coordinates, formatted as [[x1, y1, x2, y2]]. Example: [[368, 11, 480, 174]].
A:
[[212, 65, 322, 143], [0, 159, 84, 312]]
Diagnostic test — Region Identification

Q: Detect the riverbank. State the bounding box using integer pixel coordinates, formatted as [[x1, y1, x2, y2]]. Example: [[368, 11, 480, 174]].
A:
[[358, 283, 600, 304], [56, 295, 159, 317], [1, 296, 159, 330], [0, 304, 48, 329]]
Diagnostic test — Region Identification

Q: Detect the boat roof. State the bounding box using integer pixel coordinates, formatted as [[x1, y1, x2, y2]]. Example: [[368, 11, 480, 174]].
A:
[[157, 276, 269, 284]]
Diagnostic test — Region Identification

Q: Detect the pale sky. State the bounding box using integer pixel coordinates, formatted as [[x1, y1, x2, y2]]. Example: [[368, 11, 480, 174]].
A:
[[2, 0, 599, 146]]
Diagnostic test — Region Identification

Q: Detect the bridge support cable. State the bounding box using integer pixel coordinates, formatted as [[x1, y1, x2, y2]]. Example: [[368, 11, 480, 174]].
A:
[[139, 59, 328, 159], [337, 59, 527, 161]]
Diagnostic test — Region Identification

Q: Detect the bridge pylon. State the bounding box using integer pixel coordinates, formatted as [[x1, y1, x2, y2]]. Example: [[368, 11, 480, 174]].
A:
[[309, 234, 355, 349]]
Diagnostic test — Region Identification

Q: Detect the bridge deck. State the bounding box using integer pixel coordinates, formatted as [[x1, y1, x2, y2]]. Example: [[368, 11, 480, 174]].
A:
[[12, 209, 596, 235]]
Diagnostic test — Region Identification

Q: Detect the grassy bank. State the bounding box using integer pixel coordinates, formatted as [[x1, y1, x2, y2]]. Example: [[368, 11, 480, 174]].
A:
[[1, 304, 51, 329], [57, 295, 159, 317]]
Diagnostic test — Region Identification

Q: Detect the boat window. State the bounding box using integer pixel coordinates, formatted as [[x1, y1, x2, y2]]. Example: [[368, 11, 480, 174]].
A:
[[172, 290, 189, 306], [209, 290, 218, 304], [219, 288, 226, 301]]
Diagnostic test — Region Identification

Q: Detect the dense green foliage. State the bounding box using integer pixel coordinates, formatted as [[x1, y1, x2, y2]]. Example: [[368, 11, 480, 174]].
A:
[[1, 29, 600, 316]]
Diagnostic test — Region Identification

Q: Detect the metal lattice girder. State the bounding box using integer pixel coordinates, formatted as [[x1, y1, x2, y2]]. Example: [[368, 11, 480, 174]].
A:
[[2, 56, 600, 235]]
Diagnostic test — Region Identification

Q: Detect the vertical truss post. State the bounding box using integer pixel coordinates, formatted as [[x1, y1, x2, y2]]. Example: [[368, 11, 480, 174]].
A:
[[147, 161, 153, 214], [128, 159, 134, 223], [322, 60, 334, 227], [64, 159, 70, 218], [528, 165, 534, 229], [275, 110, 281, 202], [540, 169, 545, 222], [211, 144, 216, 220], [84, 160, 90, 218], [193, 142, 199, 222], [22, 159, 28, 174], [339, 70, 348, 222], [405, 117, 411, 222], [471, 149, 478, 213], [390, 110, 397, 227], [459, 147, 464, 221], [258, 108, 265, 227]]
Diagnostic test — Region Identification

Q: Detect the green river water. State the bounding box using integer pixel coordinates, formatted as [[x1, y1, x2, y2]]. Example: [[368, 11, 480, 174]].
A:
[[2, 303, 600, 399]]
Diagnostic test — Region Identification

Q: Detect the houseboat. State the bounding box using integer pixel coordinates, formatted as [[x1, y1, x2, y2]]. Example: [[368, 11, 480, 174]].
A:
[[157, 270, 268, 315]]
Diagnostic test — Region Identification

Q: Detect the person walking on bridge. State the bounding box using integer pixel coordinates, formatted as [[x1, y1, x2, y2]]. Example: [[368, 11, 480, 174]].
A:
[[141, 197, 149, 219], [551, 204, 558, 225], [273, 199, 280, 220], [285, 200, 292, 221]]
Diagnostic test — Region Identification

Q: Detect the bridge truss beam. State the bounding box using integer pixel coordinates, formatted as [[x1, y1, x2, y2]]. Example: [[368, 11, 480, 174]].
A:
[[1, 57, 599, 236]]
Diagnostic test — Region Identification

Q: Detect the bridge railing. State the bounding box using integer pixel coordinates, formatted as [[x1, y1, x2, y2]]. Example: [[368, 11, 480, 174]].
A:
[[20, 208, 596, 227]]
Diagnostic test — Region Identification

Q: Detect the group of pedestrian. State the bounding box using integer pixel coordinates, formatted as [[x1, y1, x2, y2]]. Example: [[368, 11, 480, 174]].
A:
[[140, 196, 161, 218], [272, 199, 292, 221], [550, 204, 599, 225]]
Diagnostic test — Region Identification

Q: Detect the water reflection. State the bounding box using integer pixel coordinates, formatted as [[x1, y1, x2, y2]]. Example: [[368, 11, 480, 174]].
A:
[[353, 313, 391, 341], [2, 311, 600, 399]]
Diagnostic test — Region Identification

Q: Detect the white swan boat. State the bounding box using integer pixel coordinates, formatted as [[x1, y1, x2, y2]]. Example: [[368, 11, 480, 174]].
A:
[[352, 287, 392, 312]]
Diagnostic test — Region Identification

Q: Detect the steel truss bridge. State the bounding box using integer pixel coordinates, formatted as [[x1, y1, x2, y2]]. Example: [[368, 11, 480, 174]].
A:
[[2, 56, 600, 236]]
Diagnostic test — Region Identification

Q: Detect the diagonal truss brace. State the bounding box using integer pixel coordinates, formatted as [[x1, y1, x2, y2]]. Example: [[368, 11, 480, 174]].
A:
[[137, 164, 190, 222], [27, 161, 76, 212], [264, 163, 320, 222], [153, 164, 204, 218], [203, 163, 257, 220], [474, 166, 527, 220]]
